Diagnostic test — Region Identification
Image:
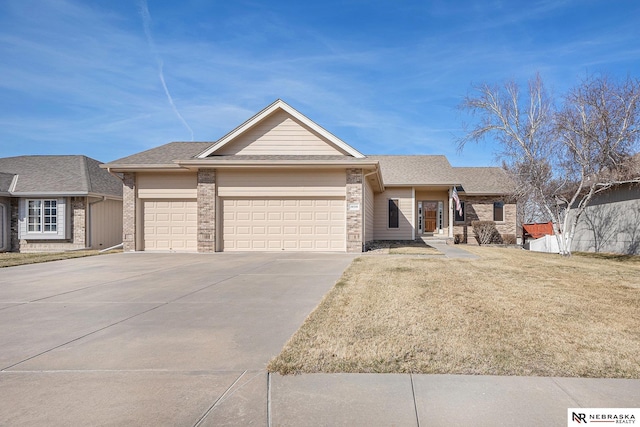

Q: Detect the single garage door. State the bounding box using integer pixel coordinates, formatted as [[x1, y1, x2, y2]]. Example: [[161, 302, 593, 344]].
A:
[[223, 198, 345, 251], [143, 199, 197, 252]]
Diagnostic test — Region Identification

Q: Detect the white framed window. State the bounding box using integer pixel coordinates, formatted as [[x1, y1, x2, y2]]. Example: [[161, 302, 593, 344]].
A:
[[28, 199, 58, 233], [19, 198, 66, 239]]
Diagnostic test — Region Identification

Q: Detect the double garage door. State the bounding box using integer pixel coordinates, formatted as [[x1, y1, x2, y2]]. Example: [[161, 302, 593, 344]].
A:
[[143, 198, 345, 252]]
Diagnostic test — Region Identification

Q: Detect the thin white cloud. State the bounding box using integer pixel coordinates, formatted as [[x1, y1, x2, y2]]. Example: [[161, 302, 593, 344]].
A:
[[138, 0, 194, 141]]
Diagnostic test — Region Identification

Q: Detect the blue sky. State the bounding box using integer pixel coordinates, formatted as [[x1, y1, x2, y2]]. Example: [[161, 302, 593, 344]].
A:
[[1, 0, 639, 166]]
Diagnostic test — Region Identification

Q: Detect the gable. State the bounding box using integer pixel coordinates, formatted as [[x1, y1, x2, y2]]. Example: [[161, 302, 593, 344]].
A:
[[197, 99, 365, 158], [212, 109, 350, 156]]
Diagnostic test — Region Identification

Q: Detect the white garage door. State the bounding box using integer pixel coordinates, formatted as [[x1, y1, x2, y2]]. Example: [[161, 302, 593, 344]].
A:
[[223, 199, 345, 251], [143, 199, 197, 252]]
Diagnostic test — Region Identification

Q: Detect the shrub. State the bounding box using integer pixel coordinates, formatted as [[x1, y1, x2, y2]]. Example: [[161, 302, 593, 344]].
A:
[[454, 234, 464, 244], [472, 221, 502, 245], [502, 234, 517, 245]]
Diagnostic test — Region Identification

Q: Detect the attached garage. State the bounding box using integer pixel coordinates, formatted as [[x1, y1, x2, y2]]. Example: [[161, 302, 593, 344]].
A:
[[222, 198, 345, 251], [143, 199, 197, 251]]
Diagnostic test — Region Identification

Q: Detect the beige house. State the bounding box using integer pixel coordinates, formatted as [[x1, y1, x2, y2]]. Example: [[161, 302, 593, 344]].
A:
[[103, 100, 515, 253], [0, 155, 123, 253]]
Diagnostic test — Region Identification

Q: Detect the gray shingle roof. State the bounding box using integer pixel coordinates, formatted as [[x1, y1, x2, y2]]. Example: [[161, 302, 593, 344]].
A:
[[107, 142, 212, 165], [106, 144, 513, 195], [368, 155, 456, 185], [454, 167, 514, 194], [0, 155, 122, 197], [0, 172, 15, 193]]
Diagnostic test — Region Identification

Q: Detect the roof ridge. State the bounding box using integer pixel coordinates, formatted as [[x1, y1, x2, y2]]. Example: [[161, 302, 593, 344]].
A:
[[81, 155, 93, 193]]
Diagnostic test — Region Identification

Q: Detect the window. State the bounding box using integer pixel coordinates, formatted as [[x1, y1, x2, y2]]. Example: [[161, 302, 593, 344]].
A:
[[388, 199, 399, 228], [454, 201, 465, 222], [493, 202, 504, 222], [27, 200, 58, 233]]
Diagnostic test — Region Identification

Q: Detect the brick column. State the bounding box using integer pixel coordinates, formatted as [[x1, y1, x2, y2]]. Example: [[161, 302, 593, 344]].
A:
[[71, 197, 86, 247], [346, 168, 363, 253], [122, 172, 136, 251], [197, 168, 216, 252]]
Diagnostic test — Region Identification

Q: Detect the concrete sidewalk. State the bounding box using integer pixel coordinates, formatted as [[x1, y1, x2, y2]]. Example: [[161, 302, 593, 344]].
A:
[[206, 372, 640, 426]]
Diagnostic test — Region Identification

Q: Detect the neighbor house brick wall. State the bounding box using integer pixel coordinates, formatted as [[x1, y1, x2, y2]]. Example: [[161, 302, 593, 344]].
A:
[[197, 168, 216, 253], [122, 172, 136, 251], [71, 197, 86, 247], [346, 168, 363, 253], [453, 196, 517, 244]]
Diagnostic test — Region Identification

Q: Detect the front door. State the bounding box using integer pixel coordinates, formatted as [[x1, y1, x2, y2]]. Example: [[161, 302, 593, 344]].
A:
[[424, 202, 438, 232]]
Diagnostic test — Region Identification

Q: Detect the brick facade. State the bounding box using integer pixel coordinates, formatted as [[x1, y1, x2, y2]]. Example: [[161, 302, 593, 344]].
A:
[[453, 195, 517, 244], [122, 172, 136, 251], [346, 168, 363, 253], [71, 197, 86, 247], [197, 168, 216, 253]]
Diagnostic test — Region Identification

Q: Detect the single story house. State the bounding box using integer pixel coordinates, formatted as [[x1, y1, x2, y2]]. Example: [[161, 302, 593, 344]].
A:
[[0, 155, 123, 253], [103, 100, 515, 253]]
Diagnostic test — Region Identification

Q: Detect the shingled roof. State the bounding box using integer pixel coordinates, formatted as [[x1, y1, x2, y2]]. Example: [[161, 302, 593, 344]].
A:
[[368, 155, 456, 185], [0, 155, 122, 197], [106, 142, 212, 165], [454, 167, 514, 195]]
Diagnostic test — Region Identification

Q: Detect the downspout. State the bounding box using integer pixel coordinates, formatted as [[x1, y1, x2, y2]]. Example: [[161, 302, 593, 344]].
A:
[[362, 170, 378, 251], [107, 167, 127, 250]]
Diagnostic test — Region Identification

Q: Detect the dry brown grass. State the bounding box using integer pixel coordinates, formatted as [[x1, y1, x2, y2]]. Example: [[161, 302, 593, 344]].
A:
[[268, 247, 640, 378], [0, 250, 118, 268]]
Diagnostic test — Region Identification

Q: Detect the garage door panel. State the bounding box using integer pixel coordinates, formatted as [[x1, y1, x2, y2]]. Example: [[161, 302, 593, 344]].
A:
[[224, 198, 345, 251], [144, 199, 197, 252]]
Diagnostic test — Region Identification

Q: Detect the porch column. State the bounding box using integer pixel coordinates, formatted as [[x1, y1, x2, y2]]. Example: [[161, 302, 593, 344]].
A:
[[448, 187, 454, 238], [197, 168, 216, 253]]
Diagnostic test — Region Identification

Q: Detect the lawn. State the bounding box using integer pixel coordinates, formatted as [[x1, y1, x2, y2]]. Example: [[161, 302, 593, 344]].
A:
[[0, 250, 118, 268], [268, 247, 640, 378]]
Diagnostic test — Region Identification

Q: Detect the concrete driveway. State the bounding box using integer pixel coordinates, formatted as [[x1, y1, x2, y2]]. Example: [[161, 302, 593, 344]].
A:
[[0, 252, 355, 426]]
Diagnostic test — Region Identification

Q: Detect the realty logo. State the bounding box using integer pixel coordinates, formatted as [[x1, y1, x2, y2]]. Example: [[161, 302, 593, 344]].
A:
[[572, 412, 587, 423], [568, 408, 639, 425]]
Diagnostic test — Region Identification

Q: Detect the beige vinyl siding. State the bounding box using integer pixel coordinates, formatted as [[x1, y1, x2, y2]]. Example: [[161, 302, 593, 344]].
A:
[[89, 198, 123, 250], [217, 169, 346, 198], [216, 110, 349, 156], [223, 198, 345, 251], [143, 199, 197, 252], [364, 179, 374, 243], [137, 173, 197, 199], [374, 188, 414, 240]]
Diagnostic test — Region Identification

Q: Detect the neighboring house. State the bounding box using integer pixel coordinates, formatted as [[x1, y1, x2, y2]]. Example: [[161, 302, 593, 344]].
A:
[[0, 155, 123, 253], [570, 183, 640, 255], [103, 100, 515, 253]]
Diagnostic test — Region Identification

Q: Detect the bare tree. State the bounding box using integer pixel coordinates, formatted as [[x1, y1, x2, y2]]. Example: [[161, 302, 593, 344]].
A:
[[459, 73, 640, 255]]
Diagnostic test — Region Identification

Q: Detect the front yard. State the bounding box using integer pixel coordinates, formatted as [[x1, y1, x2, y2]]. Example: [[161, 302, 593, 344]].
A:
[[268, 247, 640, 378]]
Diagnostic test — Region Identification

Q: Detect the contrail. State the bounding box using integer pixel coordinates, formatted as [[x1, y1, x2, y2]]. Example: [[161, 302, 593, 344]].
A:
[[138, 0, 194, 141]]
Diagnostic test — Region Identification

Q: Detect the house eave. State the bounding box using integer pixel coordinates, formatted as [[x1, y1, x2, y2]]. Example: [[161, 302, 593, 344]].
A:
[[100, 164, 186, 173], [175, 159, 379, 170]]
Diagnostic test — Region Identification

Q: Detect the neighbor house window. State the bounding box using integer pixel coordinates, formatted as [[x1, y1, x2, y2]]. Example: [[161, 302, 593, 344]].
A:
[[388, 199, 399, 228], [493, 202, 504, 222], [454, 201, 465, 222], [28, 200, 58, 232]]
